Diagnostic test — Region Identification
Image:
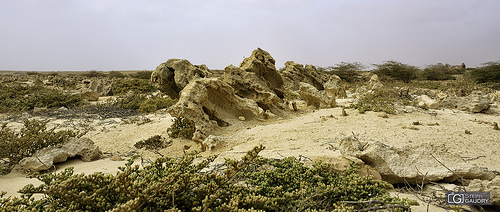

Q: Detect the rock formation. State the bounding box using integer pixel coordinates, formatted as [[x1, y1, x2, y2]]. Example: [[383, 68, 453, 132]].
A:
[[337, 136, 495, 184], [280, 61, 330, 91], [299, 82, 335, 108], [19, 137, 102, 172], [151, 59, 211, 99]]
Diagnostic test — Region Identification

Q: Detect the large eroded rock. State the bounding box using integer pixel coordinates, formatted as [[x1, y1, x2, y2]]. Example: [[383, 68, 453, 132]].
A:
[[280, 61, 330, 91], [19, 137, 102, 172], [299, 82, 335, 108], [240, 48, 283, 90], [168, 78, 265, 135], [151, 59, 211, 99], [337, 136, 495, 184]]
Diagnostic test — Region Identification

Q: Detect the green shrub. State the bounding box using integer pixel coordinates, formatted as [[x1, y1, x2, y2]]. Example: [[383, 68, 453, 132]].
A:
[[0, 145, 416, 211], [0, 119, 80, 174], [349, 87, 412, 114], [323, 62, 366, 82], [111, 78, 156, 96], [167, 117, 196, 139], [373, 61, 419, 83], [83, 70, 105, 78], [138, 96, 177, 113], [468, 61, 500, 84], [107, 71, 126, 79], [129, 71, 153, 79], [0, 85, 84, 113], [420, 63, 456, 81]]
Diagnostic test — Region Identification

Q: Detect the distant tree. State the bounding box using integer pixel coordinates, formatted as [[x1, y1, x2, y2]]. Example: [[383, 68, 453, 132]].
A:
[[323, 62, 366, 82], [420, 63, 455, 81], [373, 60, 419, 83], [108, 71, 126, 78], [468, 61, 500, 83]]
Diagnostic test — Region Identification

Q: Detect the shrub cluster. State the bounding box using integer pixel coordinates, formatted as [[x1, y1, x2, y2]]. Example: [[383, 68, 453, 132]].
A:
[[0, 146, 416, 211], [0, 85, 84, 113], [420, 63, 457, 81], [373, 61, 419, 83], [468, 61, 500, 89], [348, 87, 413, 114], [0, 119, 80, 174], [110, 78, 157, 96], [113, 94, 176, 113], [129, 71, 153, 80], [167, 117, 196, 139]]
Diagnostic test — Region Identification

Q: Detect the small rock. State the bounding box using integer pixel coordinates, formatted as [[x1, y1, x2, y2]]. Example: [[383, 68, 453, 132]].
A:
[[341, 108, 348, 116], [238, 116, 246, 121], [110, 155, 123, 161], [493, 122, 499, 130]]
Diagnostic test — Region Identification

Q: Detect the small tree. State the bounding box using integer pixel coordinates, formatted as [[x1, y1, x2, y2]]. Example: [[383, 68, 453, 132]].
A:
[[324, 62, 366, 82], [373, 61, 419, 83], [468, 61, 500, 83]]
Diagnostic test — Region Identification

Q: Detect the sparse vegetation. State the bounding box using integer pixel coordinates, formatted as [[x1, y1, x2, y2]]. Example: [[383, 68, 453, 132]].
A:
[[0, 119, 80, 174], [129, 71, 153, 79], [134, 135, 170, 149], [0, 85, 84, 113], [167, 117, 196, 139], [0, 146, 416, 211], [373, 61, 419, 83], [420, 63, 457, 81], [349, 87, 413, 114], [83, 70, 105, 78], [110, 78, 156, 96], [107, 71, 126, 79], [112, 94, 176, 113], [468, 61, 500, 89]]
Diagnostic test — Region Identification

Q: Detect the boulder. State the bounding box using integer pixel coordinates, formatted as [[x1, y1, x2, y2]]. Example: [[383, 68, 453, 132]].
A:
[[337, 136, 495, 184], [168, 78, 265, 135], [368, 74, 384, 90], [89, 79, 113, 96], [151, 59, 211, 99], [19, 137, 102, 172], [298, 82, 334, 108], [324, 75, 347, 99], [314, 155, 382, 180], [467, 176, 500, 207], [280, 61, 330, 91], [240, 48, 283, 90], [417, 95, 439, 109]]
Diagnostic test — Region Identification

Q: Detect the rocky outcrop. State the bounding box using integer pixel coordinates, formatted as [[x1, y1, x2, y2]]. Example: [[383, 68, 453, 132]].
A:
[[240, 48, 283, 90], [167, 78, 265, 135], [280, 61, 330, 91], [151, 59, 211, 99], [337, 136, 495, 184], [324, 75, 347, 99], [299, 82, 335, 108], [19, 137, 102, 172], [467, 176, 500, 207], [368, 74, 384, 90]]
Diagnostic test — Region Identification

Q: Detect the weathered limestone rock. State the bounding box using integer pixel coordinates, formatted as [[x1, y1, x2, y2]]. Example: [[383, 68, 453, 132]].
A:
[[324, 75, 347, 99], [417, 95, 439, 109], [19, 137, 102, 172], [299, 82, 334, 108], [467, 176, 500, 207], [314, 155, 382, 180], [280, 61, 330, 91], [222, 65, 283, 113], [202, 135, 226, 151], [337, 136, 495, 184], [240, 48, 283, 90], [151, 59, 211, 98], [168, 78, 265, 135], [368, 74, 384, 90]]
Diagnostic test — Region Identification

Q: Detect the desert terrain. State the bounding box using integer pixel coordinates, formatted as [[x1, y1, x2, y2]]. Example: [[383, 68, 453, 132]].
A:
[[1, 49, 499, 211]]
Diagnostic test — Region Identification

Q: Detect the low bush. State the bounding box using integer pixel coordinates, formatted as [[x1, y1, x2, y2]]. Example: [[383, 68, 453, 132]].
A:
[[167, 117, 196, 139], [83, 70, 105, 78], [129, 71, 153, 80], [112, 94, 176, 113], [0, 146, 417, 211], [111, 78, 156, 96], [468, 61, 500, 89], [0, 85, 84, 113], [348, 87, 413, 114], [0, 119, 80, 174], [373, 61, 419, 83], [107, 71, 126, 79]]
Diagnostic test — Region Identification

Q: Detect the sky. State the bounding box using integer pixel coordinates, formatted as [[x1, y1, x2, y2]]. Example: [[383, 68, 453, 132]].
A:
[[1, 0, 500, 71]]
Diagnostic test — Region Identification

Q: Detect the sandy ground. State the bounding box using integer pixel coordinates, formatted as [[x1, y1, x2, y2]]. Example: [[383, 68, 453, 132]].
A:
[[1, 106, 498, 211]]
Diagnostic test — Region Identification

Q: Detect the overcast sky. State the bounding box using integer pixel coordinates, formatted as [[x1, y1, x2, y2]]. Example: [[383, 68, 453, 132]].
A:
[[1, 0, 499, 71]]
